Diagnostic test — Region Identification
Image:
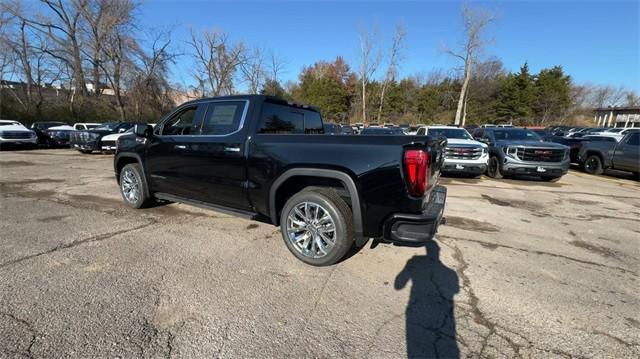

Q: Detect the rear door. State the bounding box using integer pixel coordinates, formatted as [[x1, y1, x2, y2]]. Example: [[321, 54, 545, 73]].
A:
[[182, 100, 251, 210], [612, 133, 640, 172]]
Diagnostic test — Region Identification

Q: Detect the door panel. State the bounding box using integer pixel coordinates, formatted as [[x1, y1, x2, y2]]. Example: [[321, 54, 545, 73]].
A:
[[613, 133, 639, 171], [146, 104, 206, 198], [186, 101, 250, 210]]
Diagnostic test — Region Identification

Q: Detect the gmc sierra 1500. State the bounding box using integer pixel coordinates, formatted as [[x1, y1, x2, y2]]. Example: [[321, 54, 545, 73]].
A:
[[114, 95, 447, 265]]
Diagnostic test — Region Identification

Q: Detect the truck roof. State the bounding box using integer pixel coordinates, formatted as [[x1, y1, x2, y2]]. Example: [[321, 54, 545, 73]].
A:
[[181, 95, 320, 113]]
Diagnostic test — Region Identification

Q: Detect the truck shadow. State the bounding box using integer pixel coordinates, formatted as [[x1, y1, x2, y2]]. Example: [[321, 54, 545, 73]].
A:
[[394, 240, 460, 358]]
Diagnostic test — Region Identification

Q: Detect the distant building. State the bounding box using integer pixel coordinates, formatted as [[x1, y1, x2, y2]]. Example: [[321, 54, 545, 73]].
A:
[[594, 106, 640, 128]]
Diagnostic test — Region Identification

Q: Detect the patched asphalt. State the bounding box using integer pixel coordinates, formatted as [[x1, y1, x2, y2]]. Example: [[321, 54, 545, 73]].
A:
[[1, 150, 638, 358]]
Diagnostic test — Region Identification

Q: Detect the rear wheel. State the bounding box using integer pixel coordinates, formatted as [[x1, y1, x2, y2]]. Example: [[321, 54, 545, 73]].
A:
[[486, 156, 504, 179], [280, 188, 354, 266], [583, 155, 603, 175], [119, 163, 152, 208]]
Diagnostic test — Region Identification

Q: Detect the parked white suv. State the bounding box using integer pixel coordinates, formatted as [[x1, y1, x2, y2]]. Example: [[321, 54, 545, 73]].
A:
[[0, 119, 37, 149], [73, 123, 101, 131], [417, 125, 489, 177], [101, 128, 132, 152]]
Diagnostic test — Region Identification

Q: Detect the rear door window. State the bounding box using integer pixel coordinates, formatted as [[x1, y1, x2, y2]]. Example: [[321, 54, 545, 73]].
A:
[[200, 101, 246, 136], [625, 133, 639, 146]]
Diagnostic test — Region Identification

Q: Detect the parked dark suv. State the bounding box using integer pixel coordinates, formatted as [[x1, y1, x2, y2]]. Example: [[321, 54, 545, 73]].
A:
[[70, 122, 139, 153], [114, 95, 448, 266], [472, 127, 570, 181]]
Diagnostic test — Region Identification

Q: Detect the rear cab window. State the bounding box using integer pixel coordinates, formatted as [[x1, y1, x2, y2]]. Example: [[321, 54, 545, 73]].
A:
[[257, 102, 324, 134]]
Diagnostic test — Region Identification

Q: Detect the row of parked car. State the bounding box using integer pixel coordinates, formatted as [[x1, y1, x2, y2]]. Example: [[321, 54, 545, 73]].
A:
[[2, 116, 638, 181], [322, 122, 640, 181], [0, 119, 145, 153]]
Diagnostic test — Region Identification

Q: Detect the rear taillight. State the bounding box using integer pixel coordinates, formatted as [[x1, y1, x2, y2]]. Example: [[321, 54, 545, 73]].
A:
[[404, 149, 430, 197]]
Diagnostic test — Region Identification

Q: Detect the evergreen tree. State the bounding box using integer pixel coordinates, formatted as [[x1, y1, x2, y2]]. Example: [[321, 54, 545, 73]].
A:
[[534, 66, 571, 123], [260, 79, 289, 99], [495, 62, 535, 121]]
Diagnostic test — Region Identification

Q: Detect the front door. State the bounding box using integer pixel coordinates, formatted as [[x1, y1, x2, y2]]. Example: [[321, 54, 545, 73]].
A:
[[146, 103, 207, 199], [613, 132, 639, 172]]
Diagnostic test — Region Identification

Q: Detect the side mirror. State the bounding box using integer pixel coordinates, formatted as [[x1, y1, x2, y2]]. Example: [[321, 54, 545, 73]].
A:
[[133, 124, 152, 138], [118, 128, 126, 133]]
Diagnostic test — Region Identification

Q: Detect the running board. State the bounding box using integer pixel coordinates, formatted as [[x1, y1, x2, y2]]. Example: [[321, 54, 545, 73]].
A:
[[154, 192, 260, 221]]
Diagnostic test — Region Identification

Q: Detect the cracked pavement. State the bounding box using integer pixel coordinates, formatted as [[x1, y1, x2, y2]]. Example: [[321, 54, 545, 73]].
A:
[[1, 150, 639, 358]]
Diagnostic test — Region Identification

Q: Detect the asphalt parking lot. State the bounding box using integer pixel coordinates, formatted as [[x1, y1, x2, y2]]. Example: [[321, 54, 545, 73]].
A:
[[1, 150, 639, 358]]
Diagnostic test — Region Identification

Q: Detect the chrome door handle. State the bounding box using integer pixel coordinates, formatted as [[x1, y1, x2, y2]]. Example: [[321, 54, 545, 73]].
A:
[[224, 147, 240, 153], [174, 145, 186, 149]]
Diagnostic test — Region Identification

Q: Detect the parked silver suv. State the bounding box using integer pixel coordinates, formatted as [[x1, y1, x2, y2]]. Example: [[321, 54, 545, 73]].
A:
[[472, 127, 570, 181]]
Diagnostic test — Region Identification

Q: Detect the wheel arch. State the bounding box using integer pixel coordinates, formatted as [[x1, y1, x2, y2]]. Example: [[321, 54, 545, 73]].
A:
[[585, 150, 608, 168], [114, 153, 145, 181], [269, 168, 364, 245]]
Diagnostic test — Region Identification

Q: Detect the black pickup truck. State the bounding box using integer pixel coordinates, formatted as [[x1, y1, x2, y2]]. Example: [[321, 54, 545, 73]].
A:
[[114, 95, 447, 265]]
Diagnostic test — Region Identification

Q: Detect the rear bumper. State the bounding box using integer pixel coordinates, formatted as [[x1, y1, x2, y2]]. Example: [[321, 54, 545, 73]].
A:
[[383, 185, 447, 244]]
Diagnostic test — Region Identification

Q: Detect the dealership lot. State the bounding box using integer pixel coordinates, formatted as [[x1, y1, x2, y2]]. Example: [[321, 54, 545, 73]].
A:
[[1, 150, 638, 358]]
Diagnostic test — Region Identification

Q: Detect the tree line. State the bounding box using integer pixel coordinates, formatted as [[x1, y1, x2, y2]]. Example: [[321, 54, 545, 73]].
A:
[[1, 1, 637, 126]]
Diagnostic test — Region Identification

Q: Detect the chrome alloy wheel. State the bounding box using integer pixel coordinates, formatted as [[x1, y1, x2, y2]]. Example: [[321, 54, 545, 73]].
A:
[[121, 168, 140, 204], [286, 201, 337, 259]]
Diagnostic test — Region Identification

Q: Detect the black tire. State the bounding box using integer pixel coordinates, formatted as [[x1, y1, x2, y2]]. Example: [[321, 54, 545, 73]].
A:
[[119, 163, 153, 209], [279, 188, 354, 266], [486, 156, 504, 179], [78, 149, 92, 154], [541, 176, 560, 182], [583, 155, 603, 175]]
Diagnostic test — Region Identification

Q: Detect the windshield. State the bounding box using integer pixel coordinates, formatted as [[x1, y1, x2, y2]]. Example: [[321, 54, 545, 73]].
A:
[[427, 128, 473, 140], [35, 122, 65, 129], [93, 123, 119, 131], [606, 128, 624, 133], [493, 129, 540, 141], [0, 121, 20, 127], [361, 127, 405, 135], [86, 124, 100, 129]]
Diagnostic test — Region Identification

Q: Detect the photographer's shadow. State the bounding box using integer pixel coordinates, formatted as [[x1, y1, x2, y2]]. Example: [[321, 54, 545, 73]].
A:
[[394, 240, 460, 358]]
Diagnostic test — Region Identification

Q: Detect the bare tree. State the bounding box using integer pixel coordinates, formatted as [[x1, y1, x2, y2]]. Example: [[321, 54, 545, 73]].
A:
[[267, 50, 287, 83], [376, 23, 406, 123], [357, 26, 381, 124], [129, 30, 177, 120], [589, 85, 626, 108], [29, 0, 91, 96], [446, 5, 494, 126], [188, 28, 245, 96], [624, 90, 639, 106], [241, 46, 265, 94], [81, 0, 135, 97]]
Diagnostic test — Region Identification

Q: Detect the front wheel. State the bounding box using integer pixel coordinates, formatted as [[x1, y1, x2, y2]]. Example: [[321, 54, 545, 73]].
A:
[[486, 156, 504, 179], [119, 163, 153, 208], [280, 188, 354, 266]]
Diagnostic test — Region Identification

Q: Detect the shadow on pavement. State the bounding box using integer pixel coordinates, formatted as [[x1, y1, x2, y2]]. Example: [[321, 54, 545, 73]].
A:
[[395, 240, 460, 358]]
